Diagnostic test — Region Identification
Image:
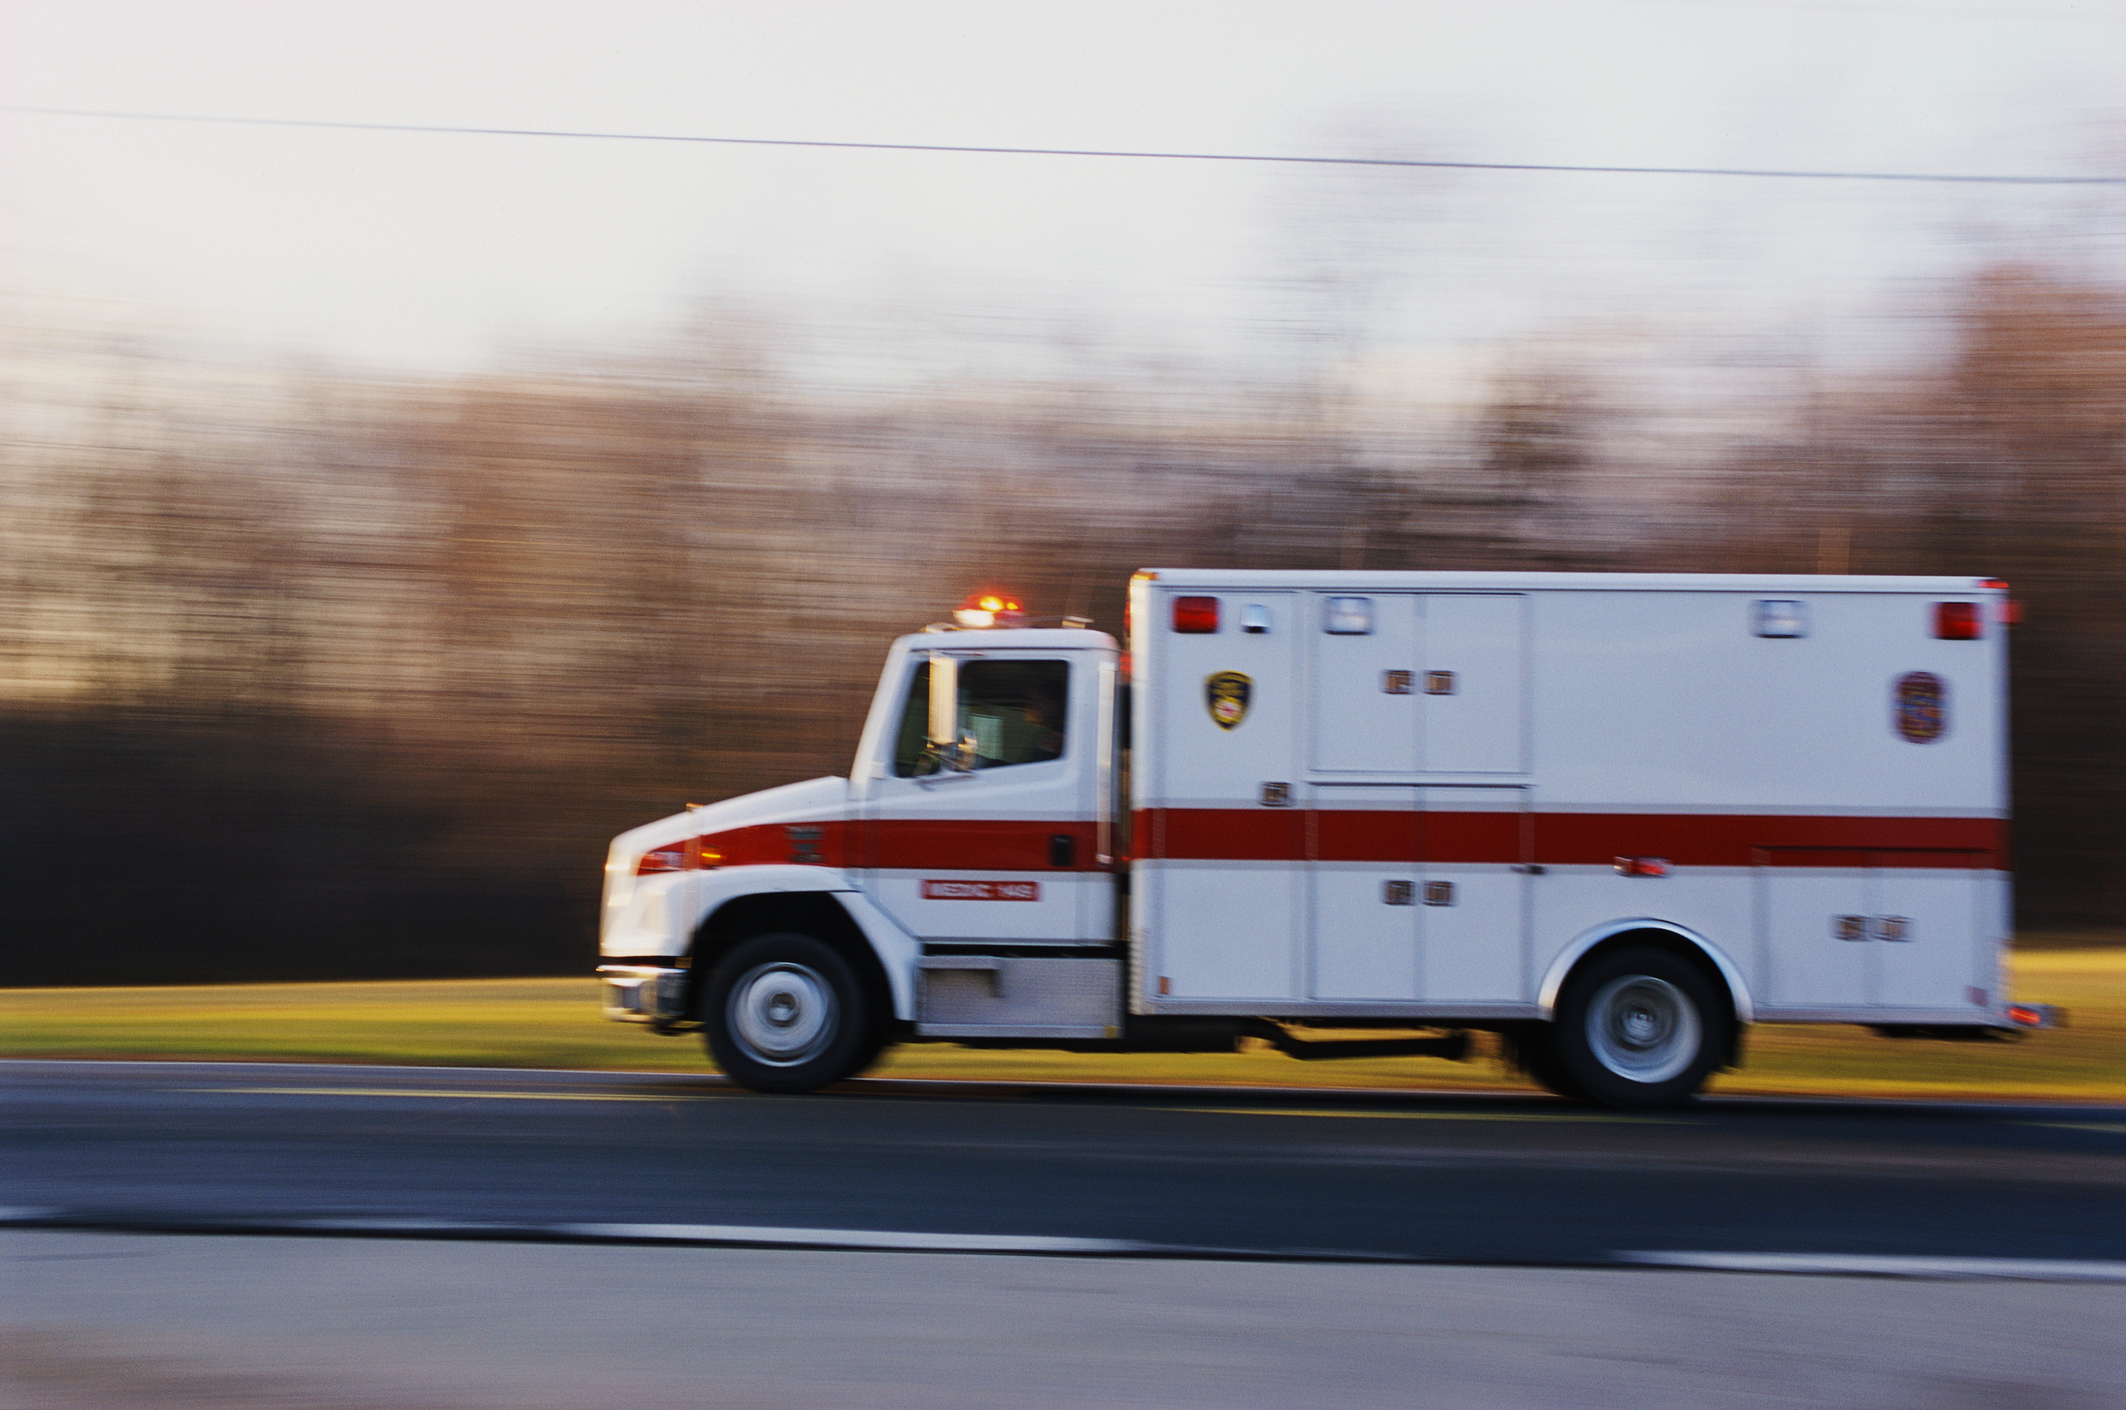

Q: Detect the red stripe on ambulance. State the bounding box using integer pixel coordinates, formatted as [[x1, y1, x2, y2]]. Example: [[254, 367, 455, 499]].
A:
[[1140, 809, 2003, 868]]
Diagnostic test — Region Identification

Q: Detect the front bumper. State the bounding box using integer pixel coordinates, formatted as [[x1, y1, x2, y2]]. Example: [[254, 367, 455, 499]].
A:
[[598, 964, 690, 1026]]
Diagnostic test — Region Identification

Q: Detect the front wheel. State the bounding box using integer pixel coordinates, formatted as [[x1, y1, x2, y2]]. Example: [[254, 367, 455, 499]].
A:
[[1551, 946, 1732, 1109], [703, 933, 882, 1094]]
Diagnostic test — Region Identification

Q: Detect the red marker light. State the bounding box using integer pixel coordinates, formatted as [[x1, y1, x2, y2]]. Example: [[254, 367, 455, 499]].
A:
[[1172, 596, 1220, 633], [1614, 856, 1671, 877], [1934, 602, 1983, 640]]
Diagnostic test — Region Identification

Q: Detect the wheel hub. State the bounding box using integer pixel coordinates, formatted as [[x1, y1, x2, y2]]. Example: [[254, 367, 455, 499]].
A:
[[1585, 974, 1701, 1085], [729, 962, 837, 1066]]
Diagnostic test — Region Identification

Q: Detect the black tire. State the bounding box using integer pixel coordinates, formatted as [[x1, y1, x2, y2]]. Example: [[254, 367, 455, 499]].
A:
[[703, 932, 883, 1094], [1508, 1025, 1589, 1102], [1551, 946, 1732, 1110]]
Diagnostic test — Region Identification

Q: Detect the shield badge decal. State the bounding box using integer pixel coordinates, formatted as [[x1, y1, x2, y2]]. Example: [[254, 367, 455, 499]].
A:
[[1893, 671, 1947, 743], [1206, 671, 1251, 731]]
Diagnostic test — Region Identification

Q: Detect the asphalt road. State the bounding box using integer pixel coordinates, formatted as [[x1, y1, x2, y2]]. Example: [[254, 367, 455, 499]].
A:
[[12, 1232, 2126, 1410], [12, 1061, 2124, 1408], [5, 1060, 2123, 1265]]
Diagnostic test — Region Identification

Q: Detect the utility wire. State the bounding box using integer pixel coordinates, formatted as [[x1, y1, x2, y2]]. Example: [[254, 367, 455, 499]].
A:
[[10, 105, 2125, 185]]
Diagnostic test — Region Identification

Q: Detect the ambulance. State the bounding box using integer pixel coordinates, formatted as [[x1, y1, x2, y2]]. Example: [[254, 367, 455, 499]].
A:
[[598, 571, 2050, 1107]]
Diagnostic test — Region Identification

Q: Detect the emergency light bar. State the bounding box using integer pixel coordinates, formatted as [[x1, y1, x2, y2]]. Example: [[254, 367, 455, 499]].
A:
[[953, 592, 1026, 629]]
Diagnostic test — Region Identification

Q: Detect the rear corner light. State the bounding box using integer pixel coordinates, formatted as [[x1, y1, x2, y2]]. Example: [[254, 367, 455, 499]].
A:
[[1614, 856, 1670, 877], [2007, 1003, 2059, 1029], [1172, 596, 1219, 633], [636, 845, 688, 875], [1934, 602, 1983, 640]]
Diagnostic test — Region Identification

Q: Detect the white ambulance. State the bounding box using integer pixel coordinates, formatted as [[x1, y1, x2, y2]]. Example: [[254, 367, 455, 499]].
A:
[[599, 571, 2049, 1107]]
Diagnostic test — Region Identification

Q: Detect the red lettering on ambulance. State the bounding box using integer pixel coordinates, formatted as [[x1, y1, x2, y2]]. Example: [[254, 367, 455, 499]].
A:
[[920, 880, 1042, 901]]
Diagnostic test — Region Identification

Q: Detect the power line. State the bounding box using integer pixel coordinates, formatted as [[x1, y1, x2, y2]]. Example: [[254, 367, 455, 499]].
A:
[[10, 105, 2124, 185]]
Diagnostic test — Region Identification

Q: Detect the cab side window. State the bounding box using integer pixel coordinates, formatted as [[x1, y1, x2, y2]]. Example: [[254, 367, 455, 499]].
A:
[[892, 660, 1069, 777]]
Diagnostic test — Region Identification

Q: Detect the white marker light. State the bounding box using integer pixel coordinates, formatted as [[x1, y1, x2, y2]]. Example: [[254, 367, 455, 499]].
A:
[[1753, 600, 1808, 637], [1324, 597, 1373, 634]]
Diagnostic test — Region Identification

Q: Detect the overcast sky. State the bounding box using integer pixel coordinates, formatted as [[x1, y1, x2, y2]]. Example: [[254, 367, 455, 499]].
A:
[[3, 0, 2122, 375]]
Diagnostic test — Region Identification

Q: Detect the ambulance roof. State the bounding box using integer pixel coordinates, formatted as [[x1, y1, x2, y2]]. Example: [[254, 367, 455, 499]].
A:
[[1134, 570, 2003, 594]]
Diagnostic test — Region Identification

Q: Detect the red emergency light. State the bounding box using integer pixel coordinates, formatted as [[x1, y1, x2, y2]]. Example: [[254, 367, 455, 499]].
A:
[[1172, 596, 1220, 633], [954, 592, 1026, 629], [1934, 602, 1984, 640]]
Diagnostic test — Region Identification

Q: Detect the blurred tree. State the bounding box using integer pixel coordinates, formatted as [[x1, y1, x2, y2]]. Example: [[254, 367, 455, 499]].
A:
[[1, 262, 2119, 984]]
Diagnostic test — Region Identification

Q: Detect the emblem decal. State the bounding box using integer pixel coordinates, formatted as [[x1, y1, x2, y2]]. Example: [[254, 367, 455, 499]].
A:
[[1893, 671, 1947, 743], [1206, 671, 1252, 730]]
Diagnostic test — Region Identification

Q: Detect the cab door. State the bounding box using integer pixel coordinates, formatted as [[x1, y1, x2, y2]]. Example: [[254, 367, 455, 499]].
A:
[[858, 647, 1111, 944]]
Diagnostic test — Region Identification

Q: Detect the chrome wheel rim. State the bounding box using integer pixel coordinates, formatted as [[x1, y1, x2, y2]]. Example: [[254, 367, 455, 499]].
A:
[[1586, 975, 1700, 1084], [728, 962, 837, 1067]]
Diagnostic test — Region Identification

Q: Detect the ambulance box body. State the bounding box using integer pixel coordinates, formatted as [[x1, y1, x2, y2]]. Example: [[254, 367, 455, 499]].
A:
[[1129, 572, 2007, 1026]]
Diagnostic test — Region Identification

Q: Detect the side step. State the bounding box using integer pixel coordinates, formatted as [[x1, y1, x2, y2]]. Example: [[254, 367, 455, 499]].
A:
[[1241, 1019, 1470, 1063]]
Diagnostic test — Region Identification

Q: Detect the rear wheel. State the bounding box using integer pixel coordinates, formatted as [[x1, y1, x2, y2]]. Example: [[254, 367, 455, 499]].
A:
[[704, 932, 882, 1094], [1508, 1025, 1588, 1102], [1551, 946, 1731, 1109]]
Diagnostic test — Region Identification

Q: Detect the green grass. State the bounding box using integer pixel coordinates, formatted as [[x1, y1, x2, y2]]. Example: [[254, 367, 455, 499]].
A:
[[3, 947, 2121, 1102]]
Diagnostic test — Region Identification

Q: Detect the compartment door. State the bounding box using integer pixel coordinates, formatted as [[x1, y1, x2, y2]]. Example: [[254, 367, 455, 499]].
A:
[[1419, 786, 1529, 1003], [1309, 593, 1420, 774], [1308, 786, 1420, 1000], [1144, 590, 1305, 1002], [1756, 848, 1871, 1007], [1420, 594, 1527, 774], [1871, 855, 1986, 1010]]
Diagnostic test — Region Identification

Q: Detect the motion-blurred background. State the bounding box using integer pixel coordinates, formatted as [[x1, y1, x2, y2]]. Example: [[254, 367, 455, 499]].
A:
[[3, 1, 2120, 985]]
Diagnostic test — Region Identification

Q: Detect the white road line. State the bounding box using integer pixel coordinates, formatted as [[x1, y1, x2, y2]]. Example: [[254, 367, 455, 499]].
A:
[[554, 1222, 1152, 1254], [2017, 1121, 2126, 1134], [1621, 1251, 2126, 1282], [295, 1218, 522, 1234], [7, 1210, 2118, 1279]]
